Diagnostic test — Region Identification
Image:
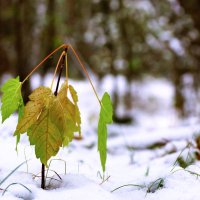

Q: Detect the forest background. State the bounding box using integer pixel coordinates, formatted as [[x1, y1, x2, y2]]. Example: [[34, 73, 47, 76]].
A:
[[1, 0, 200, 121]]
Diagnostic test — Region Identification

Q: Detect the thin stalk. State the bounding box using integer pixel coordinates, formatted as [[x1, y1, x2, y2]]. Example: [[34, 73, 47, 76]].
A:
[[65, 53, 69, 89], [22, 44, 68, 85], [50, 51, 66, 90], [69, 45, 101, 105], [54, 55, 65, 96], [41, 164, 45, 189]]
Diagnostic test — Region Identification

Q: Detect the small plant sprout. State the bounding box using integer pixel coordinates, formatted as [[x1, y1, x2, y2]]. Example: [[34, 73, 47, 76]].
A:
[[111, 177, 165, 195], [1, 44, 113, 189]]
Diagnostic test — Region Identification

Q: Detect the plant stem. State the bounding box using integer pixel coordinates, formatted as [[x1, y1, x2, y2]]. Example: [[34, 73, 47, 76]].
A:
[[65, 52, 69, 90], [41, 164, 45, 189], [41, 49, 66, 190], [54, 55, 65, 96], [50, 51, 66, 90]]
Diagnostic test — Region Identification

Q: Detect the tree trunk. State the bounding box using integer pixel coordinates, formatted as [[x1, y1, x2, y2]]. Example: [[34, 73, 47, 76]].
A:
[[41, 0, 56, 77], [178, 0, 200, 91], [0, 0, 10, 77], [13, 0, 35, 102]]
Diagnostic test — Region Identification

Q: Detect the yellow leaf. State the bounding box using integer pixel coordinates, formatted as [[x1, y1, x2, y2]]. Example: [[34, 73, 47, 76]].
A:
[[28, 108, 63, 166], [69, 85, 81, 135], [56, 82, 79, 146], [15, 82, 82, 165], [15, 87, 52, 134]]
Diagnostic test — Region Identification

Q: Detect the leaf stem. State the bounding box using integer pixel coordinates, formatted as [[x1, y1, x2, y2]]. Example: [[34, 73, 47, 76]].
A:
[[69, 45, 101, 105], [21, 44, 101, 106], [22, 44, 68, 85], [65, 52, 69, 90], [50, 51, 66, 90]]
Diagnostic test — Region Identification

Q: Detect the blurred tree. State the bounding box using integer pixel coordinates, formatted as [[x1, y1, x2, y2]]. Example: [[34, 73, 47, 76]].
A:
[[62, 0, 199, 119], [40, 0, 57, 76], [149, 0, 200, 116], [178, 1, 200, 30], [64, 0, 93, 79], [0, 0, 11, 76], [13, 0, 36, 102], [178, 0, 200, 88]]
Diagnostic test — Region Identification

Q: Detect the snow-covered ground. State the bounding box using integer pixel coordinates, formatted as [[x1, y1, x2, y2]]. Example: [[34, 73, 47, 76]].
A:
[[1, 75, 200, 200]]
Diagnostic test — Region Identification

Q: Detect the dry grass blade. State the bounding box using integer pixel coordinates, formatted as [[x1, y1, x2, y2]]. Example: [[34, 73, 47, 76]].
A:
[[2, 182, 32, 196], [0, 161, 28, 186]]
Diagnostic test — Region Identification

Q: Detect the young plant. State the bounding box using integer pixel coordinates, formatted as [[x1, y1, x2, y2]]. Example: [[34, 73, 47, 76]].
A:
[[1, 44, 113, 189]]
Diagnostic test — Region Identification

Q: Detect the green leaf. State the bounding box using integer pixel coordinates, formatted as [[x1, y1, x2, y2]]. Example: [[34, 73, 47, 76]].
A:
[[1, 77, 23, 122], [15, 96, 25, 150], [98, 92, 113, 172], [18, 97, 25, 120]]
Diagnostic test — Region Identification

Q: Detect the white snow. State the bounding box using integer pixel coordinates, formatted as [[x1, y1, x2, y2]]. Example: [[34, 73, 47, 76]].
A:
[[0, 75, 200, 200]]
